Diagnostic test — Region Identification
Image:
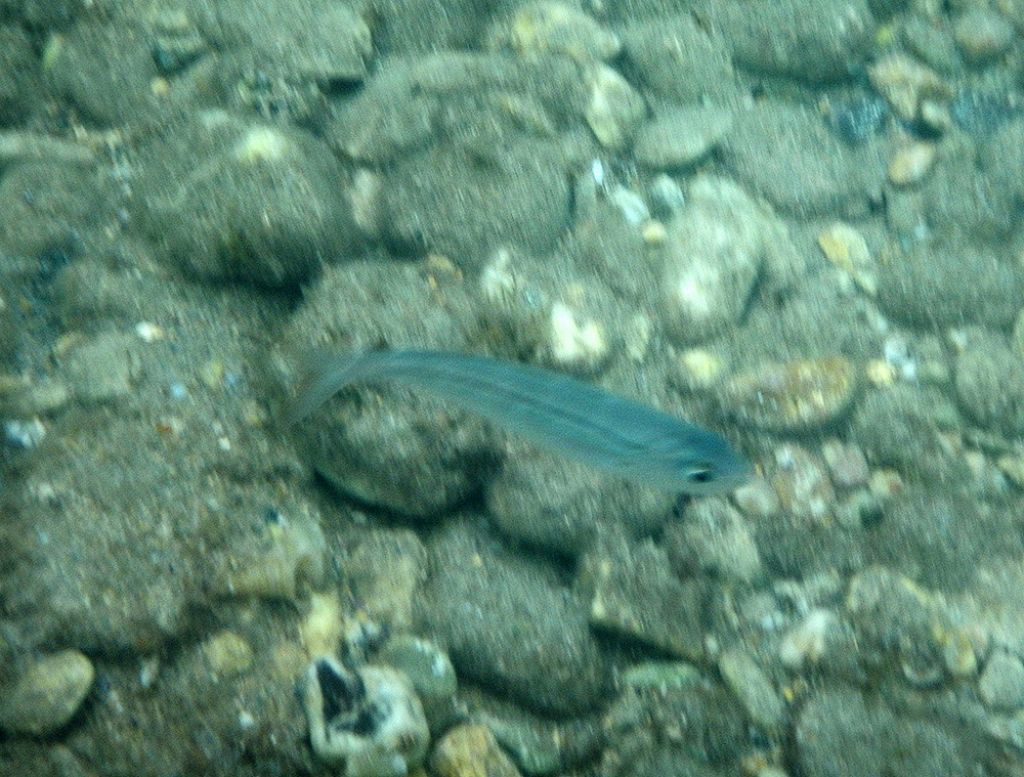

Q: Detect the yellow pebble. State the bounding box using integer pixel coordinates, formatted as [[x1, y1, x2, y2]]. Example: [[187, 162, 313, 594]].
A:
[[888, 142, 936, 186], [865, 359, 896, 386], [641, 219, 668, 246]]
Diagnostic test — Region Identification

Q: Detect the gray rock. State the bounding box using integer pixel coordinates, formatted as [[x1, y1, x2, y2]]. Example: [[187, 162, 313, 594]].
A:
[[664, 497, 761, 583], [417, 522, 608, 715], [955, 330, 1024, 433], [878, 236, 1024, 329], [707, 0, 876, 83], [868, 486, 1024, 591], [723, 102, 887, 217], [1, 267, 314, 654], [62, 332, 138, 404], [602, 670, 746, 774], [376, 635, 457, 730], [852, 384, 969, 485], [578, 535, 705, 660], [326, 52, 589, 165], [45, 20, 174, 125], [369, 0, 483, 53], [195, 0, 371, 82], [2, 403, 322, 653], [717, 648, 785, 734], [346, 530, 427, 632], [381, 143, 571, 268], [845, 565, 975, 690], [980, 650, 1024, 711], [795, 690, 893, 776], [902, 14, 963, 74], [134, 111, 362, 287], [620, 15, 741, 105], [634, 105, 734, 170], [487, 444, 676, 555], [0, 650, 94, 736], [282, 260, 498, 518], [796, 688, 965, 777], [485, 2, 621, 62], [728, 275, 884, 365], [953, 8, 1015, 65], [921, 135, 1022, 242], [659, 176, 789, 344], [0, 161, 100, 259], [583, 63, 646, 149], [0, 26, 41, 124]]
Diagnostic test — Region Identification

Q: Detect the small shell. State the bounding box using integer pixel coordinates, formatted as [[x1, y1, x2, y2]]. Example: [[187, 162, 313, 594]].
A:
[[303, 657, 429, 777]]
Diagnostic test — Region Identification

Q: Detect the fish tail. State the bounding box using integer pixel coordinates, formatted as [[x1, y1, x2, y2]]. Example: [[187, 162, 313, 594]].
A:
[[279, 349, 382, 426]]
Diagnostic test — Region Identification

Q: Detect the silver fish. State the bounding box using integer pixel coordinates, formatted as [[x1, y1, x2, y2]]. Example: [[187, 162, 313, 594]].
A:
[[284, 349, 751, 495]]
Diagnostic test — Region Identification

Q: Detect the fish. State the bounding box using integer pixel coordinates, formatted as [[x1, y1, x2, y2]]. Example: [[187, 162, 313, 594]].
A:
[[283, 349, 751, 495]]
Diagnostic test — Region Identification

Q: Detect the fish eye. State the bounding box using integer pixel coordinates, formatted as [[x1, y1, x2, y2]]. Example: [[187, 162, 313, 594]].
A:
[[687, 465, 717, 484]]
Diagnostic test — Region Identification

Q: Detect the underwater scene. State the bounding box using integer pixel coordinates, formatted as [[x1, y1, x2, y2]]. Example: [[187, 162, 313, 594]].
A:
[[1, 0, 1024, 775]]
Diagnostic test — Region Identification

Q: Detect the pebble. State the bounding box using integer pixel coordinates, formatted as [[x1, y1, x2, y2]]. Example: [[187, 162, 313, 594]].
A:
[[542, 300, 610, 372], [202, 630, 254, 679], [620, 661, 702, 692], [820, 439, 870, 488], [674, 347, 726, 389], [607, 184, 650, 225], [979, 650, 1024, 711], [211, 507, 327, 600], [431, 723, 524, 777], [779, 609, 840, 670], [816, 221, 877, 295], [942, 626, 980, 679], [867, 468, 904, 500], [659, 176, 774, 343], [723, 357, 858, 433], [770, 444, 836, 523], [299, 591, 344, 659], [648, 173, 686, 218], [580, 536, 704, 660], [887, 141, 936, 186], [134, 321, 166, 342], [868, 53, 951, 122], [732, 477, 782, 519], [376, 635, 458, 714], [953, 8, 1015, 65], [495, 0, 620, 62], [633, 105, 734, 169], [639, 218, 667, 245], [670, 497, 762, 583], [583, 64, 646, 148], [718, 648, 786, 734], [3, 417, 46, 449], [865, 358, 896, 387], [63, 331, 138, 403], [0, 650, 95, 736]]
